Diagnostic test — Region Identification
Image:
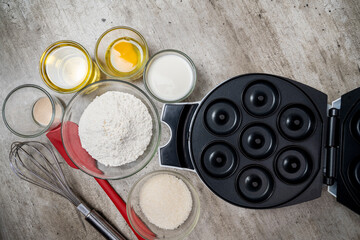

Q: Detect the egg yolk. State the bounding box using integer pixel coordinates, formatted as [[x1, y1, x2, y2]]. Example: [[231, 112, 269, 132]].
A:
[[113, 41, 138, 68]]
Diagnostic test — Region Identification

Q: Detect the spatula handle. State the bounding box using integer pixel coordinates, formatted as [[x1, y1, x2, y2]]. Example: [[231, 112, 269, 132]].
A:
[[95, 179, 147, 240]]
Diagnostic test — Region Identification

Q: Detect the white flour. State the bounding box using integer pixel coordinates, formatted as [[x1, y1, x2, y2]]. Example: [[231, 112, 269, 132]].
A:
[[78, 91, 153, 166]]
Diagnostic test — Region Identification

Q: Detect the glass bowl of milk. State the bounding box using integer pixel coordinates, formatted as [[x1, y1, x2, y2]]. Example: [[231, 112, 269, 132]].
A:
[[143, 49, 197, 103]]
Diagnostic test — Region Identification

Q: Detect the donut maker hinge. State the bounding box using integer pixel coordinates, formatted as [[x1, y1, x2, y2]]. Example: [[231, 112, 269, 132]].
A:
[[159, 103, 199, 171], [324, 108, 340, 186]]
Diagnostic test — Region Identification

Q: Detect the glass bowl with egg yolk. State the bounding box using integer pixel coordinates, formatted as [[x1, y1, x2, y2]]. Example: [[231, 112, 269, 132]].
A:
[[95, 26, 149, 81]]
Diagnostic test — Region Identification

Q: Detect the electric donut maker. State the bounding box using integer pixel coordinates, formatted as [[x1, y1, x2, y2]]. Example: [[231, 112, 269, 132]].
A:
[[159, 73, 360, 215]]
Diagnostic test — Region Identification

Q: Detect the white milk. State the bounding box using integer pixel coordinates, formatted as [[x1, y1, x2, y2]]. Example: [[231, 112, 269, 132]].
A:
[[146, 53, 194, 101]]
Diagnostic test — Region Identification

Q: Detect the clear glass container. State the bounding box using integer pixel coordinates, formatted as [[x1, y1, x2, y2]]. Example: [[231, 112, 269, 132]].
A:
[[61, 80, 161, 179], [143, 49, 197, 103], [95, 26, 149, 80], [40, 40, 100, 93], [2, 84, 64, 138], [127, 170, 201, 240]]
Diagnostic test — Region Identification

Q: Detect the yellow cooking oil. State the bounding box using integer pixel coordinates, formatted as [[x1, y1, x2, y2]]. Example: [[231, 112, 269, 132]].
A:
[[105, 37, 145, 78], [40, 41, 100, 93]]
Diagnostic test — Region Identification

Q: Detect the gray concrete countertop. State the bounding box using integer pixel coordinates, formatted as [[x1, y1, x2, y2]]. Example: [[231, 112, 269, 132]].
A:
[[1, 1, 359, 239]]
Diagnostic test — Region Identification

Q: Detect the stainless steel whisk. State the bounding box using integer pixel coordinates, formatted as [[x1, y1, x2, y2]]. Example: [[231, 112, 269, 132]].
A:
[[9, 141, 127, 240]]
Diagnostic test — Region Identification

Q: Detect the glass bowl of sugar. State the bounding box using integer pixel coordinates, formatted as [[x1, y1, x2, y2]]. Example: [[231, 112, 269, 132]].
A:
[[127, 170, 201, 240], [61, 80, 161, 179]]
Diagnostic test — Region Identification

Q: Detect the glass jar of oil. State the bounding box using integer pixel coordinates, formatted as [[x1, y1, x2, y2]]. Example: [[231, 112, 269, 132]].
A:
[[95, 27, 149, 81], [40, 41, 100, 93]]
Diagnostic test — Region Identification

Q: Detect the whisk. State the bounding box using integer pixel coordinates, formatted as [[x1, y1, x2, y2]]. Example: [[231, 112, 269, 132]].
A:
[[9, 141, 127, 240]]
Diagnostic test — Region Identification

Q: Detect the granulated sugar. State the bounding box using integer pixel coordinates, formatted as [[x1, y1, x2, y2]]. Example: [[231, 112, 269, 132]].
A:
[[139, 173, 193, 230], [78, 91, 152, 166]]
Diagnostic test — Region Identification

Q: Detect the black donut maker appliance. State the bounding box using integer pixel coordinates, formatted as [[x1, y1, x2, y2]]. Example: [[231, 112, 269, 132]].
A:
[[159, 73, 360, 215]]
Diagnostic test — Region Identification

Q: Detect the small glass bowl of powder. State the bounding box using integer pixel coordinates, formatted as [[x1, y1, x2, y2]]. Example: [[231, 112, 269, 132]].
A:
[[2, 84, 63, 138], [127, 170, 200, 239]]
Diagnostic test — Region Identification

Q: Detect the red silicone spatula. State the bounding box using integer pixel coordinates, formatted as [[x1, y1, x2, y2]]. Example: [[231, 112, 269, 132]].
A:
[[46, 123, 154, 240]]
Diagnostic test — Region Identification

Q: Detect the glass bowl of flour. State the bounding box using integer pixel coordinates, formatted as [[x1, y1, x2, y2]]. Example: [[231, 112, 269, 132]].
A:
[[61, 79, 161, 179]]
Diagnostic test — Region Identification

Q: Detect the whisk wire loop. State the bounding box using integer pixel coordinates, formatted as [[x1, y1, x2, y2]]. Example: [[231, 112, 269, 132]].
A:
[[9, 141, 80, 206]]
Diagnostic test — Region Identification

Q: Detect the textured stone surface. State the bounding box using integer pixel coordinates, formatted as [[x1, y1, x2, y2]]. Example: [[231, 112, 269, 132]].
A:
[[1, 0, 360, 239]]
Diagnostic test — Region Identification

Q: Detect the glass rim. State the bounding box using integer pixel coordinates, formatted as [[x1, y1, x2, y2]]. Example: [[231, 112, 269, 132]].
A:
[[39, 40, 94, 94], [61, 79, 161, 180], [2, 84, 56, 138], [143, 49, 197, 103], [126, 170, 201, 240], [94, 26, 149, 80]]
